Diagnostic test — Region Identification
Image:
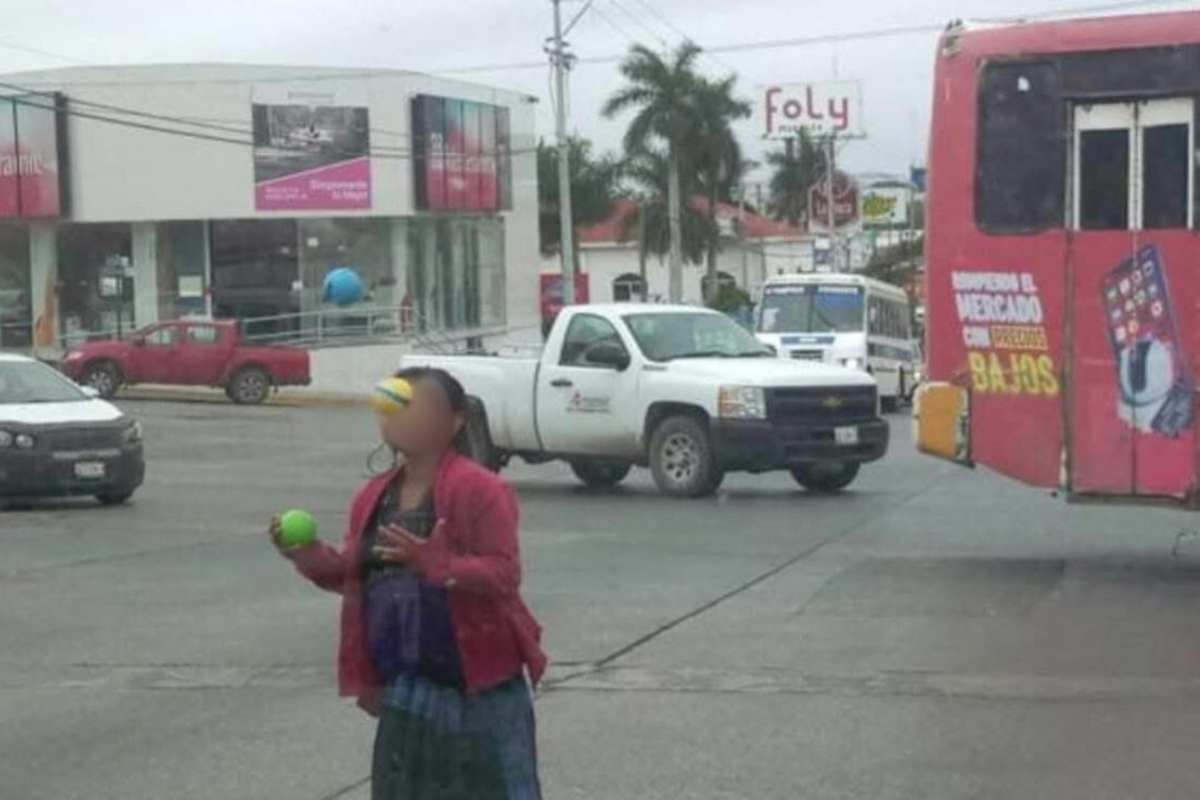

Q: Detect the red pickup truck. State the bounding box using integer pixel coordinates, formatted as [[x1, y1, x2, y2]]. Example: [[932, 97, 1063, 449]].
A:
[[59, 320, 311, 404]]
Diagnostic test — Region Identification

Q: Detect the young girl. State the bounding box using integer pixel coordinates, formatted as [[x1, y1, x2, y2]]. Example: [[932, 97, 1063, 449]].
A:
[[270, 367, 546, 799]]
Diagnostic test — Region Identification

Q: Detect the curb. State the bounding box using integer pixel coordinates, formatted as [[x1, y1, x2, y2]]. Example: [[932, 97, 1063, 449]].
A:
[[118, 385, 366, 408]]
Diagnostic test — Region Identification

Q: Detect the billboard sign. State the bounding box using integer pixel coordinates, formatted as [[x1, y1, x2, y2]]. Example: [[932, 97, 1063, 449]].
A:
[[862, 185, 910, 227], [0, 92, 66, 218], [808, 171, 860, 231], [762, 81, 863, 139], [252, 86, 371, 211], [412, 94, 512, 212]]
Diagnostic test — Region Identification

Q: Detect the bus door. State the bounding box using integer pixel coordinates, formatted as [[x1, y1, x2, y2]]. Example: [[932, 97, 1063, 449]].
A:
[[1068, 97, 1197, 498]]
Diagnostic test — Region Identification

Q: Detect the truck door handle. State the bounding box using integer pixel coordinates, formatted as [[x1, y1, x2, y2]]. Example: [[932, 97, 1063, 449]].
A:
[[550, 378, 574, 388]]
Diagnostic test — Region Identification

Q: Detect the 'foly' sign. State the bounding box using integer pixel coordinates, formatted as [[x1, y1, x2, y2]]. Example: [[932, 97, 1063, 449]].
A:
[[762, 82, 863, 139]]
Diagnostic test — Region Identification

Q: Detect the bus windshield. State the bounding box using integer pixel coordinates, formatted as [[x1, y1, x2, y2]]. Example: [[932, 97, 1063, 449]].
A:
[[758, 285, 865, 334]]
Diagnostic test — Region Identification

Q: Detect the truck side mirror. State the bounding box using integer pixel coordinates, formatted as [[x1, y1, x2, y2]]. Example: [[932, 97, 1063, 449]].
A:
[[587, 341, 631, 371]]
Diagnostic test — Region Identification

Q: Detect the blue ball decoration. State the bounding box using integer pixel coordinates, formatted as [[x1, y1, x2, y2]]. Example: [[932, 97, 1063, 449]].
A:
[[322, 267, 365, 306]]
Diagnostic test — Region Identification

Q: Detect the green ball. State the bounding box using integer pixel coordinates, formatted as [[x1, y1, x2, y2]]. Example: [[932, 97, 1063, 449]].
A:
[[279, 509, 318, 548]]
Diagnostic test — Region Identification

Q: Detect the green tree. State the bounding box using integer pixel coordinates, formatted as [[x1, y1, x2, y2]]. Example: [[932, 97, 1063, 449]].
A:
[[619, 146, 715, 298], [689, 75, 752, 302], [603, 43, 704, 303], [766, 130, 826, 227], [537, 137, 622, 272]]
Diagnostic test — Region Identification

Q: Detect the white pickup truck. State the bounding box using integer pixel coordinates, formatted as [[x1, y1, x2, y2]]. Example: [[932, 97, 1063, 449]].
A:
[[400, 304, 889, 497]]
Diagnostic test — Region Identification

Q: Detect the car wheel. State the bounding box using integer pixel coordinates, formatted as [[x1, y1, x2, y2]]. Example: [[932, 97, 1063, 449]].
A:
[[81, 360, 122, 398], [229, 367, 272, 405], [570, 460, 632, 488], [791, 462, 860, 493], [649, 415, 723, 498], [96, 491, 134, 506]]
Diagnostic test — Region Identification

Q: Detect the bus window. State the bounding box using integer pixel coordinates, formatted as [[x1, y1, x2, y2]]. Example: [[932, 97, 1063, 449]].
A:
[[976, 61, 1063, 233], [1079, 127, 1131, 230], [1142, 124, 1189, 228], [1071, 98, 1193, 230], [759, 286, 864, 334]]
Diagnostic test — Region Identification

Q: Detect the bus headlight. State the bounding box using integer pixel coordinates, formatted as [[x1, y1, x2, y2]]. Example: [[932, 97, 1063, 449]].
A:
[[718, 386, 766, 419], [841, 357, 864, 370]]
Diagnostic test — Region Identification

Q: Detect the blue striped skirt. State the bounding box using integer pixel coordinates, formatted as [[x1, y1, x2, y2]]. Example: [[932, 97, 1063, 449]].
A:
[[371, 674, 542, 800]]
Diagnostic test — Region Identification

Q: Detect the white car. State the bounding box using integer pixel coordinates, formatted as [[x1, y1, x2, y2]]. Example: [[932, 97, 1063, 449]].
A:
[[0, 353, 145, 505], [400, 304, 888, 497]]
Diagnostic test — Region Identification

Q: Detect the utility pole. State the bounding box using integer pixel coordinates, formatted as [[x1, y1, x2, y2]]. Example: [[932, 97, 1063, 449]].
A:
[[549, 0, 576, 305], [826, 134, 837, 272]]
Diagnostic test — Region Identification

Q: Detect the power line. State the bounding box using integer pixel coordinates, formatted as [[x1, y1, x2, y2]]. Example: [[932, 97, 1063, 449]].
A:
[[590, 3, 648, 49], [434, 0, 1192, 73], [0, 87, 538, 160], [606, 0, 672, 49], [623, 0, 739, 73]]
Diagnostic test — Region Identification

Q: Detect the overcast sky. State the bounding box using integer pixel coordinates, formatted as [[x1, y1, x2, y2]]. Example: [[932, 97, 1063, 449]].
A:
[[2, 0, 1195, 185]]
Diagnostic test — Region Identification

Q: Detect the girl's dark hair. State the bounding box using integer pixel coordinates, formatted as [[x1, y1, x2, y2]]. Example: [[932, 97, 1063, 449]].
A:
[[393, 366, 472, 453]]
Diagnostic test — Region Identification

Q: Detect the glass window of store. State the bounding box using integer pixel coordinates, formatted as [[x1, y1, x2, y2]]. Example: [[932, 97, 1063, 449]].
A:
[[0, 224, 31, 349], [298, 218, 394, 312], [58, 224, 133, 343], [209, 220, 298, 337], [406, 217, 504, 332], [157, 221, 209, 321]]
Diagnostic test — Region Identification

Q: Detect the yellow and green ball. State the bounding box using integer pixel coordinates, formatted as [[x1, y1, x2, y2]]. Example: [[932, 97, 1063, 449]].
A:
[[370, 377, 414, 415]]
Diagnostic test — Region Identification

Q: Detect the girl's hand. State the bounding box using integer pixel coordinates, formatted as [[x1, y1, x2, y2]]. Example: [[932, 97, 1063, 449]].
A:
[[268, 514, 287, 554], [374, 520, 448, 567]]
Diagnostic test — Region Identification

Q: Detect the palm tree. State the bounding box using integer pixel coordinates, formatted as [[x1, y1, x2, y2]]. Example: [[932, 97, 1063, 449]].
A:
[[765, 130, 826, 227], [603, 43, 703, 303], [689, 75, 751, 303], [620, 146, 715, 298]]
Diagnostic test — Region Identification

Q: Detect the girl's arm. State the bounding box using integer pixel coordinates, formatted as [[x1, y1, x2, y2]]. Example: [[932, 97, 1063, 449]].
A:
[[287, 538, 349, 594]]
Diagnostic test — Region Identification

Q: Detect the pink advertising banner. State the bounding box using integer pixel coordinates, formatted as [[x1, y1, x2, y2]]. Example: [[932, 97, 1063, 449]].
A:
[[254, 156, 370, 210], [251, 87, 371, 211], [0, 92, 64, 218]]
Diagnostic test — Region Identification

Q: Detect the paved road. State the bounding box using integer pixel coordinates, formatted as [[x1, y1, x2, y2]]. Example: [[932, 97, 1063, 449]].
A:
[[4, 399, 1200, 799]]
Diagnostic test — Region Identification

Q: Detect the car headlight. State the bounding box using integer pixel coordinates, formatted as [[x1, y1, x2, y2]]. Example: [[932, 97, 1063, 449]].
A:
[[122, 421, 144, 444], [62, 350, 83, 362], [0, 431, 11, 448], [14, 433, 34, 449], [718, 385, 766, 419], [841, 357, 864, 370]]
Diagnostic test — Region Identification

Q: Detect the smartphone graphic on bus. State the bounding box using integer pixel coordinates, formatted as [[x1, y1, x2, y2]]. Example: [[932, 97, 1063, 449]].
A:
[[1101, 245, 1194, 437]]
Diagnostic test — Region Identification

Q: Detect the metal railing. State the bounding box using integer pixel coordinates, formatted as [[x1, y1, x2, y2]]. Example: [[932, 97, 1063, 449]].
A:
[[41, 305, 519, 357], [237, 305, 502, 354]]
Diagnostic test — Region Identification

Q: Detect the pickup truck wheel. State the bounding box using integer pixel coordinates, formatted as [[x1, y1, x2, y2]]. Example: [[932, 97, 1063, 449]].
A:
[[463, 399, 503, 472], [96, 491, 134, 506], [649, 416, 723, 498], [81, 361, 122, 398], [570, 460, 632, 488], [791, 462, 860, 493], [229, 367, 271, 405]]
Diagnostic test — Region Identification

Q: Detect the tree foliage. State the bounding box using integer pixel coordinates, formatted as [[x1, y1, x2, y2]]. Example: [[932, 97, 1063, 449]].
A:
[[537, 137, 622, 260], [765, 130, 826, 227]]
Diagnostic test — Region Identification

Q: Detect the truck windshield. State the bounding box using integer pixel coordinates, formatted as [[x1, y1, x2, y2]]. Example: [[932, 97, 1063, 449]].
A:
[[0, 360, 88, 404], [624, 312, 771, 361], [758, 285, 865, 334]]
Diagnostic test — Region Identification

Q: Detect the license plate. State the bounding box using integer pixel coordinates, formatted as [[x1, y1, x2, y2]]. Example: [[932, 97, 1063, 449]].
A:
[[74, 462, 106, 479], [834, 426, 859, 446]]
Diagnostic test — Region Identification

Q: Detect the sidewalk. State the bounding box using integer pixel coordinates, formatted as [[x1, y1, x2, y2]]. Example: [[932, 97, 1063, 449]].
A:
[[119, 384, 363, 407]]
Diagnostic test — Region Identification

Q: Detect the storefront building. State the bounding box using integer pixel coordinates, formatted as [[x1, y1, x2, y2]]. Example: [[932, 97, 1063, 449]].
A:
[[0, 64, 539, 354]]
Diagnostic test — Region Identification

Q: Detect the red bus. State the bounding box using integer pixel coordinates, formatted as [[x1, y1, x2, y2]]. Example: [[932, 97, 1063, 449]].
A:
[[917, 11, 1200, 505]]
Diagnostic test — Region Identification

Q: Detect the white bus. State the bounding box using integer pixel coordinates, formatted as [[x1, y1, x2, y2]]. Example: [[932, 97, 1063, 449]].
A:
[[754, 273, 916, 410]]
